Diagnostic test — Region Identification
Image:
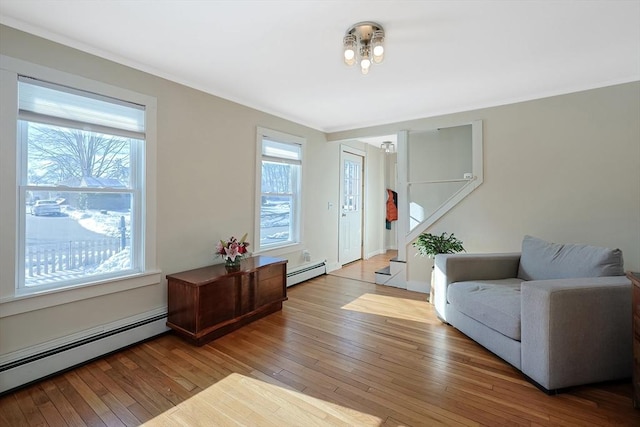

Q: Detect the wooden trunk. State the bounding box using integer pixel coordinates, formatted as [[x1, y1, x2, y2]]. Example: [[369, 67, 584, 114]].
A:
[[167, 256, 287, 346]]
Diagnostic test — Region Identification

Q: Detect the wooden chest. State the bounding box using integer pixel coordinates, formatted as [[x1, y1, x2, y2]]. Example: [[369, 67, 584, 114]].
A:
[[167, 256, 287, 346]]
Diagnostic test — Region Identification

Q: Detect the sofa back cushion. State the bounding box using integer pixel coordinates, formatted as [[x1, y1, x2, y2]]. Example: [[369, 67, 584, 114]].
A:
[[517, 235, 624, 281]]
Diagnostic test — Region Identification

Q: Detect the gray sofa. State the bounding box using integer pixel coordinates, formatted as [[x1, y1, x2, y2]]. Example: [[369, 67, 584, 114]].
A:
[[433, 235, 632, 392]]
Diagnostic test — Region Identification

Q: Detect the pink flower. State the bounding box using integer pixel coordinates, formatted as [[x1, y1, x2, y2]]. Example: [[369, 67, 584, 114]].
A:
[[216, 234, 250, 261], [224, 245, 240, 261]]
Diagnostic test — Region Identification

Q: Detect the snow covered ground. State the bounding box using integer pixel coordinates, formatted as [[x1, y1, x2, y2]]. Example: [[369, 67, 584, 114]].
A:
[[25, 208, 132, 287], [66, 207, 130, 238]]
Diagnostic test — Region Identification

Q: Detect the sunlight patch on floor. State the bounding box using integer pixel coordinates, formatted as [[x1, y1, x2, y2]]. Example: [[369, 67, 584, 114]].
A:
[[341, 293, 431, 323], [142, 372, 382, 426]]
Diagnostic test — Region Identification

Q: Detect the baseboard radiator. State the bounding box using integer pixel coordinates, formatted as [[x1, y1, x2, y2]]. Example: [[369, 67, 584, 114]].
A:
[[0, 308, 169, 395], [286, 261, 326, 287]]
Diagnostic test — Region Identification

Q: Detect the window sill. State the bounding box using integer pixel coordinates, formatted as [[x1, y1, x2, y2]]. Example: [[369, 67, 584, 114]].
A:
[[253, 242, 303, 258], [0, 270, 162, 318]]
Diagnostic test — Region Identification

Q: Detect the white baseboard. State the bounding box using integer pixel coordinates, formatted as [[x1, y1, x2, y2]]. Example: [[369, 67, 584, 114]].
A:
[[0, 307, 169, 394]]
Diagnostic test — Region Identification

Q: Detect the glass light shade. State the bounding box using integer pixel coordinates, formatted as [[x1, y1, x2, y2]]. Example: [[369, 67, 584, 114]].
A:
[[360, 57, 371, 75], [344, 49, 355, 61], [372, 30, 385, 63], [343, 35, 357, 66], [344, 49, 356, 66], [373, 45, 384, 62]]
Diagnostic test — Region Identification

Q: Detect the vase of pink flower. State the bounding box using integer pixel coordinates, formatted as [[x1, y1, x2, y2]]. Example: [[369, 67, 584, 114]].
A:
[[216, 234, 250, 272]]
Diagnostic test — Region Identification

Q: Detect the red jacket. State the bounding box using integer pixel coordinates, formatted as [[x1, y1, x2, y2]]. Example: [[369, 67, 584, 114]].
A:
[[386, 189, 398, 222]]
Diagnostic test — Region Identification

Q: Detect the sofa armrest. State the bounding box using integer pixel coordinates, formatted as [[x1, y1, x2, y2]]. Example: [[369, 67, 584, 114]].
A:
[[433, 253, 521, 321], [520, 276, 632, 391]]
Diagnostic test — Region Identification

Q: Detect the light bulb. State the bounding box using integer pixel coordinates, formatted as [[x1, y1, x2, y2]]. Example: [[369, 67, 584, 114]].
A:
[[343, 35, 357, 66], [371, 29, 385, 64], [360, 55, 371, 75], [373, 45, 384, 64], [344, 48, 356, 66]]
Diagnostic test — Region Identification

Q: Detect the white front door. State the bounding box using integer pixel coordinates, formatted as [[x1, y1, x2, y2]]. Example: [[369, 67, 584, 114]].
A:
[[339, 150, 364, 265]]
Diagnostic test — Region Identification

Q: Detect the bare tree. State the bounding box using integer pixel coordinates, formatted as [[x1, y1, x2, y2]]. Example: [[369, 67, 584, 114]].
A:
[[262, 162, 292, 193], [28, 124, 130, 184]]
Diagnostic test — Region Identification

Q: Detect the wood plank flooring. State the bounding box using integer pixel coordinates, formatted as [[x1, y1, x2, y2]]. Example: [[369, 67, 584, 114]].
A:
[[329, 251, 397, 283], [2, 254, 639, 426]]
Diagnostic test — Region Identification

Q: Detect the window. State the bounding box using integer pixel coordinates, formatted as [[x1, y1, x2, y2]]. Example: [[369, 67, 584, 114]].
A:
[[342, 157, 362, 212], [256, 128, 304, 252], [17, 77, 145, 292]]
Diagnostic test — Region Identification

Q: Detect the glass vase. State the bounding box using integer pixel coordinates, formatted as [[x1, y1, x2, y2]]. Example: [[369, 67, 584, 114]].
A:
[[225, 257, 242, 272]]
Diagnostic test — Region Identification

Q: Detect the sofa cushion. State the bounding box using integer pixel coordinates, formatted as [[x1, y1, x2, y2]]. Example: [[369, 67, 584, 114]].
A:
[[517, 235, 624, 281], [447, 278, 523, 341]]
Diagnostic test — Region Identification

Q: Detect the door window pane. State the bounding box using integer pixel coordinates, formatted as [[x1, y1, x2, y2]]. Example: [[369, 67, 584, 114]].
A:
[[343, 159, 361, 211]]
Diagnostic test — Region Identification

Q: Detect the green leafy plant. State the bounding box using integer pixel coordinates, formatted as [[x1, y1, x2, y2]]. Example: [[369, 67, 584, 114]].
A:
[[413, 232, 465, 258]]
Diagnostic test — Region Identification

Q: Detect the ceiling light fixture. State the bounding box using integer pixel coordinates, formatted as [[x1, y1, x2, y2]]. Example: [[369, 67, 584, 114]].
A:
[[380, 141, 395, 153], [343, 21, 385, 75]]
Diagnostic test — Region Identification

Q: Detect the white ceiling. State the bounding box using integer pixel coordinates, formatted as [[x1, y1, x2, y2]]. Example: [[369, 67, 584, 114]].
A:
[[1, 1, 638, 133]]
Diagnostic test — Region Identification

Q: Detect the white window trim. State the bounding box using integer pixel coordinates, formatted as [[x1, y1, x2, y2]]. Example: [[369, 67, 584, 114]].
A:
[[254, 127, 305, 255], [0, 55, 159, 317]]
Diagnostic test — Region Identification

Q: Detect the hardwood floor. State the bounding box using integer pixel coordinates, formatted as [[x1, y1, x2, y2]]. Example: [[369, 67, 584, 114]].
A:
[[329, 251, 397, 283], [2, 255, 639, 426]]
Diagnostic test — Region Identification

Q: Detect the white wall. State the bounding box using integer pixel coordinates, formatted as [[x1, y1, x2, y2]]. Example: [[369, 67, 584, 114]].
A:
[[0, 25, 340, 355], [330, 82, 640, 286], [408, 126, 472, 229], [364, 144, 385, 259]]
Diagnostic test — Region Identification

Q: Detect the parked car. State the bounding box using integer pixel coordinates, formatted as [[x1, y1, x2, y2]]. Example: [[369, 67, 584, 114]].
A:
[[31, 200, 61, 216]]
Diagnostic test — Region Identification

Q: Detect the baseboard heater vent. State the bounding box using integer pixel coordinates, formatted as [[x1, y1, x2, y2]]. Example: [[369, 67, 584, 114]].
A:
[[0, 308, 169, 395], [287, 261, 326, 287]]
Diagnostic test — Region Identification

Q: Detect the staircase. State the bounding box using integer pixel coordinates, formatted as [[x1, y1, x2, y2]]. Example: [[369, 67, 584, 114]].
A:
[[375, 122, 483, 291], [375, 257, 407, 288]]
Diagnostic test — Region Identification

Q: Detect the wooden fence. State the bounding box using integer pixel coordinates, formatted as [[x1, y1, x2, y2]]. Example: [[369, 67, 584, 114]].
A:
[[25, 239, 122, 278]]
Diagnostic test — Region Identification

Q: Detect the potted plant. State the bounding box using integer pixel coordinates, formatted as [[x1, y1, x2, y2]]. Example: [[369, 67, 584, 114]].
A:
[[413, 232, 465, 258], [413, 232, 465, 303]]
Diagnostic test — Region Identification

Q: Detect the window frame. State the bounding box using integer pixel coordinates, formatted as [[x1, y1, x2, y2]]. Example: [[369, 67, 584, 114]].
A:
[[254, 127, 305, 254], [0, 55, 159, 317]]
